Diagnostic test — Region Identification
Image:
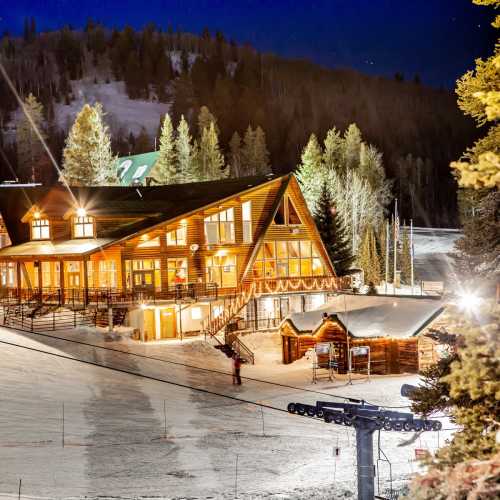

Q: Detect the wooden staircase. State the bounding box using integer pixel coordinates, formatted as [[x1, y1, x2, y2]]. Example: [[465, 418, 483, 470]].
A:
[[203, 283, 256, 363]]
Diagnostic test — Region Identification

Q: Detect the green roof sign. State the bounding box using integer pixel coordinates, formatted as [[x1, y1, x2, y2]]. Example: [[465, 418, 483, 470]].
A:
[[116, 151, 159, 185]]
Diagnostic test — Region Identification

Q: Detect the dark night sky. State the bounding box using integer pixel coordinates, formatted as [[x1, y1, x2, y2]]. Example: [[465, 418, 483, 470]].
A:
[[1, 0, 497, 87]]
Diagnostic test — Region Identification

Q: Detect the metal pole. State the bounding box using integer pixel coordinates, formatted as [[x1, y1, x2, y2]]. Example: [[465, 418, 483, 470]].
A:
[[343, 294, 351, 384], [385, 220, 389, 295], [355, 419, 377, 500], [393, 199, 398, 294], [410, 219, 414, 295]]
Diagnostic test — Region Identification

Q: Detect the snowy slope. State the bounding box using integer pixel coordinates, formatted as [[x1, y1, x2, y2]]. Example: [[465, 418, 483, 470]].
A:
[[56, 80, 171, 137], [0, 325, 452, 499]]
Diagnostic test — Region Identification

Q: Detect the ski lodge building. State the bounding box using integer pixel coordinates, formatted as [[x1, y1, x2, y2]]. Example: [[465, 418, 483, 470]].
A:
[[0, 174, 349, 346]]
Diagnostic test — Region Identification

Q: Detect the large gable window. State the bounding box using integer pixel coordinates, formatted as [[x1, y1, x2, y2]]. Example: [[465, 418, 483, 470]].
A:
[[204, 208, 235, 245], [166, 226, 187, 246], [253, 240, 324, 279], [31, 218, 50, 240], [73, 216, 94, 238], [273, 196, 302, 226]]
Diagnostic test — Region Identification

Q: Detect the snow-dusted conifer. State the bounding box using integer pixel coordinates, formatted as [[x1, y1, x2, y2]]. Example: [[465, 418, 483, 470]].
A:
[[175, 115, 199, 183], [155, 113, 177, 184], [16, 93, 47, 182], [253, 126, 271, 175], [198, 121, 225, 180], [62, 102, 117, 186], [296, 133, 324, 213], [229, 131, 242, 177]]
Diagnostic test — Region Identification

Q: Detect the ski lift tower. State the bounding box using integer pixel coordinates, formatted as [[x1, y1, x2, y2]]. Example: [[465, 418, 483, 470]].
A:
[[287, 399, 442, 500]]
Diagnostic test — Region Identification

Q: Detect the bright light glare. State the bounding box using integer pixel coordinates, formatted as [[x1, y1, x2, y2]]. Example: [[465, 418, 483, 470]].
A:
[[76, 207, 87, 217], [458, 292, 481, 311]]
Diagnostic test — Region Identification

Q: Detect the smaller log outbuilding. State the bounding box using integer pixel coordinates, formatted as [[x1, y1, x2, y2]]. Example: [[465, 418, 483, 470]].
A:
[[280, 295, 445, 374]]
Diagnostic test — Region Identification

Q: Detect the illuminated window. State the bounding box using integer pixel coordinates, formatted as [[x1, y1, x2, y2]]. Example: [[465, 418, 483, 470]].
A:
[[126, 259, 161, 290], [206, 254, 237, 287], [242, 201, 252, 243], [167, 258, 187, 286], [31, 219, 50, 240], [166, 225, 187, 246], [137, 236, 160, 247], [252, 240, 324, 279], [73, 216, 94, 238], [98, 261, 117, 288], [204, 208, 234, 244], [0, 262, 16, 287]]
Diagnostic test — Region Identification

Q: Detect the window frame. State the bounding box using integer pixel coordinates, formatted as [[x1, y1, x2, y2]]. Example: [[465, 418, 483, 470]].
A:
[[31, 218, 50, 240], [73, 215, 95, 239], [204, 207, 235, 245], [166, 225, 187, 246]]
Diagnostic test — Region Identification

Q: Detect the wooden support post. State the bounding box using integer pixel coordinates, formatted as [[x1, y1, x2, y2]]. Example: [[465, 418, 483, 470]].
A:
[[108, 307, 113, 333], [16, 261, 21, 302], [253, 298, 258, 331], [82, 260, 89, 306], [37, 261, 43, 303], [59, 261, 65, 305]]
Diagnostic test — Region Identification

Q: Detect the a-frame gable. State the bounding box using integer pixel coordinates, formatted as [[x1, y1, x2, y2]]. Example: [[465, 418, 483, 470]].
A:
[[241, 174, 336, 280]]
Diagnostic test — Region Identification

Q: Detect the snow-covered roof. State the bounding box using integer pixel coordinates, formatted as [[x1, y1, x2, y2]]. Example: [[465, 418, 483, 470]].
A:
[[284, 294, 445, 339], [116, 151, 159, 185], [0, 238, 115, 257]]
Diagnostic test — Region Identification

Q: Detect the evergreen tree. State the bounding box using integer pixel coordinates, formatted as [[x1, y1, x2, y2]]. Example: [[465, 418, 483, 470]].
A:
[[400, 225, 412, 284], [313, 182, 354, 275], [16, 93, 47, 182], [197, 105, 218, 137], [228, 131, 242, 177], [295, 133, 324, 212], [409, 304, 499, 472], [62, 103, 117, 186], [377, 220, 388, 283], [450, 1, 500, 189], [322, 126, 343, 171], [241, 125, 256, 174], [358, 224, 381, 286], [450, 190, 499, 288], [175, 115, 199, 182], [155, 113, 177, 184], [342, 123, 362, 171], [253, 126, 271, 175], [198, 121, 225, 180]]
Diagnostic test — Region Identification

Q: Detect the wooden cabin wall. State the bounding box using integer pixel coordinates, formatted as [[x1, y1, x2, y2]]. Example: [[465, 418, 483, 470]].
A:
[[417, 335, 439, 371]]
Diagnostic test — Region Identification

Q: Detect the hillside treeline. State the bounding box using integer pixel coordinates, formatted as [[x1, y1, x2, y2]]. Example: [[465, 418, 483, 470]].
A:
[[0, 20, 479, 226]]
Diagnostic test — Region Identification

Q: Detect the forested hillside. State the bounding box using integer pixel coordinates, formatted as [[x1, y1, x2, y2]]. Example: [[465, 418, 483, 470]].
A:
[[0, 21, 479, 226]]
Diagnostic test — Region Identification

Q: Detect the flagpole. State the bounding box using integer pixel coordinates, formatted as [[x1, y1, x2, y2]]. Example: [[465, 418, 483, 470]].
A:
[[410, 218, 414, 295], [385, 219, 389, 294], [393, 199, 398, 295]]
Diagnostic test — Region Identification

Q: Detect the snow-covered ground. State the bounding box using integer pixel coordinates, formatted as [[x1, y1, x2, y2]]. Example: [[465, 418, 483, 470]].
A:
[[0, 326, 453, 499]]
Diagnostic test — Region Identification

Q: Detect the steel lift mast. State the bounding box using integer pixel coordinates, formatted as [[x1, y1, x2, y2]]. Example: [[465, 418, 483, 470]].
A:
[[287, 399, 442, 500]]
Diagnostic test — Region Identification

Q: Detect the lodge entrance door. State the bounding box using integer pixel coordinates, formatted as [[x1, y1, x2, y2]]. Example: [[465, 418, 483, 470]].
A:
[[133, 270, 155, 293]]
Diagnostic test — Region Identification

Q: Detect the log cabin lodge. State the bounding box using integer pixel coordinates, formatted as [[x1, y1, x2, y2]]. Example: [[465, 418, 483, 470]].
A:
[[0, 174, 350, 342]]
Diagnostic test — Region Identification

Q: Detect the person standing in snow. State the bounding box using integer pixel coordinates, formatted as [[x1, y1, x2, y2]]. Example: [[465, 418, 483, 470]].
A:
[[232, 353, 242, 385]]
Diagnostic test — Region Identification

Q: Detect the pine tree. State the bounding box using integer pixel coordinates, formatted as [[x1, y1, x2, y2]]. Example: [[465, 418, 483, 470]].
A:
[[322, 126, 343, 171], [295, 133, 324, 213], [175, 115, 199, 183], [400, 225, 412, 284], [313, 182, 354, 275], [229, 131, 242, 177], [197, 105, 218, 137], [358, 224, 381, 286], [253, 126, 271, 175], [342, 123, 362, 171], [134, 127, 150, 154], [16, 93, 47, 182], [62, 103, 117, 186], [450, 1, 500, 189], [241, 125, 256, 175], [377, 220, 388, 283], [198, 121, 224, 180], [451, 190, 499, 287], [155, 113, 176, 184]]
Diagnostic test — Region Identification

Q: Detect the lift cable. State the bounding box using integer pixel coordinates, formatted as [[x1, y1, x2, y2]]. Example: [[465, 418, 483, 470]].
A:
[[1, 326, 411, 409]]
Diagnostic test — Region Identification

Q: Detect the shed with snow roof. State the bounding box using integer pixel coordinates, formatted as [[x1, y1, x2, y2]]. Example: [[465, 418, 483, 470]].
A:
[[280, 295, 445, 373]]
